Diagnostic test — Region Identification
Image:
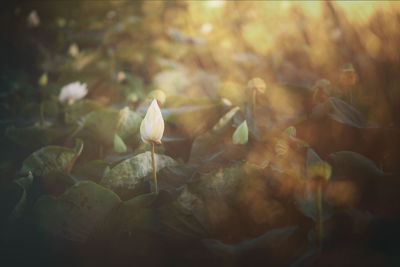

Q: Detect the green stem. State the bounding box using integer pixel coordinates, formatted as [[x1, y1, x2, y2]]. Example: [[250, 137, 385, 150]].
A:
[[151, 142, 158, 194], [252, 89, 256, 114], [316, 182, 323, 246], [39, 101, 45, 126], [67, 123, 83, 140], [99, 145, 103, 159]]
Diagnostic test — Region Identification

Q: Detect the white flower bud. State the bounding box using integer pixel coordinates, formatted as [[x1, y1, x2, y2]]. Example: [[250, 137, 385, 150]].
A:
[[140, 99, 164, 144]]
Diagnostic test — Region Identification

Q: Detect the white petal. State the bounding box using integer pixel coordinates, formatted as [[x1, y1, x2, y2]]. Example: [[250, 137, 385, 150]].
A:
[[140, 99, 164, 144]]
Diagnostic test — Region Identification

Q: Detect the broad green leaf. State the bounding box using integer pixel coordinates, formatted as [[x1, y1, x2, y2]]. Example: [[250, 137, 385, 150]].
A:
[[311, 97, 378, 128], [175, 163, 264, 234], [189, 107, 240, 163], [20, 139, 84, 177], [64, 99, 103, 124], [72, 160, 110, 182], [100, 152, 178, 199], [81, 107, 140, 147], [8, 172, 34, 220], [156, 165, 194, 191], [0, 181, 23, 222], [202, 226, 298, 259], [296, 192, 335, 223], [163, 96, 223, 138], [82, 108, 120, 145], [19, 100, 60, 121], [39, 171, 76, 196], [33, 181, 121, 242], [327, 150, 385, 180], [101, 191, 207, 247], [327, 97, 378, 128], [116, 107, 142, 140], [5, 123, 68, 151]]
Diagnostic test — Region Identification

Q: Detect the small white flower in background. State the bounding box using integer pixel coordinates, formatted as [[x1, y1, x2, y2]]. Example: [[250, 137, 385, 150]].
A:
[[27, 10, 40, 27], [58, 82, 88, 105], [68, 43, 79, 58], [140, 99, 164, 144], [233, 120, 248, 145]]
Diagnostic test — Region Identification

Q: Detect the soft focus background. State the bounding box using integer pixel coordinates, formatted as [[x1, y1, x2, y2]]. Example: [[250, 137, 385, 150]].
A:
[[1, 1, 400, 267], [1, 1, 400, 123]]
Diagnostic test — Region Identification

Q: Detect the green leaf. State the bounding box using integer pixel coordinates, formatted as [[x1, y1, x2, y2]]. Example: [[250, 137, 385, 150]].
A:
[[5, 123, 68, 151], [39, 171, 76, 196], [189, 107, 240, 163], [33, 181, 121, 242], [232, 120, 248, 145], [327, 97, 378, 128], [19, 100, 60, 121], [296, 193, 335, 223], [82, 108, 120, 145], [116, 107, 142, 141], [100, 152, 178, 199], [101, 193, 157, 237], [20, 139, 84, 177], [72, 160, 110, 182], [174, 163, 264, 234], [113, 134, 127, 153], [156, 165, 194, 191], [65, 99, 103, 124], [8, 172, 34, 220], [101, 191, 207, 245], [0, 181, 23, 222], [163, 96, 223, 138], [327, 150, 385, 179], [202, 226, 298, 259]]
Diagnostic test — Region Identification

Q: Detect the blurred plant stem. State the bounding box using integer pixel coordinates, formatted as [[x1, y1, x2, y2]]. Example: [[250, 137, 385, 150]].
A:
[[151, 142, 158, 194], [316, 181, 323, 246], [67, 123, 83, 140], [99, 145, 104, 159], [39, 101, 44, 126], [252, 89, 256, 113]]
